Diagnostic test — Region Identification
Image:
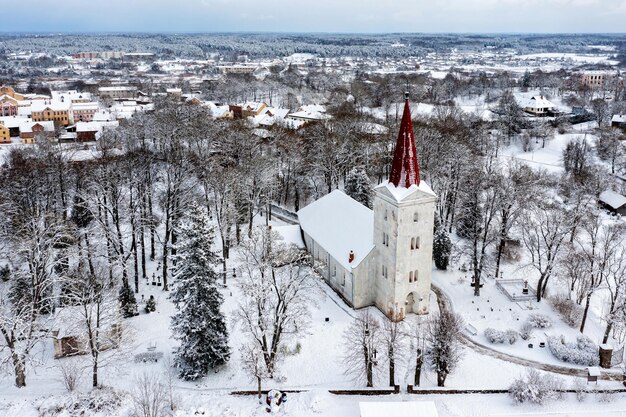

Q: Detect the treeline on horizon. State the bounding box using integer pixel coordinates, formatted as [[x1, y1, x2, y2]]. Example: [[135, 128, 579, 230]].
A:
[[0, 33, 625, 61]]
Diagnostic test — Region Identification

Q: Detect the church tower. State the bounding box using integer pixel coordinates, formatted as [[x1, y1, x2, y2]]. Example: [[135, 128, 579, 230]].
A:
[[372, 93, 437, 321]]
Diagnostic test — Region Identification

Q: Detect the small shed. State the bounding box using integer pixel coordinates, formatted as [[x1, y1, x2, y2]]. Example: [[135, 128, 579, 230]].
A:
[[587, 366, 601, 384], [359, 401, 438, 417], [598, 190, 626, 216]]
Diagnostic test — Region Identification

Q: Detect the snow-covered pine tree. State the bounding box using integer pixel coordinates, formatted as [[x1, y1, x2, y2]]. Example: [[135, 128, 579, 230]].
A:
[[433, 228, 452, 270], [345, 166, 372, 208], [118, 278, 139, 318], [170, 203, 230, 380]]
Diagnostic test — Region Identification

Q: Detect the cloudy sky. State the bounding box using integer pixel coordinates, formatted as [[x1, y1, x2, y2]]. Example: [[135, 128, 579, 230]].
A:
[[4, 0, 626, 33]]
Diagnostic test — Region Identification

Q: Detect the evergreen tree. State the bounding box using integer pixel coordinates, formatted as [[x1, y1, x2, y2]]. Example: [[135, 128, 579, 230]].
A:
[[345, 166, 372, 208], [118, 278, 138, 318], [433, 228, 452, 270], [170, 203, 230, 380]]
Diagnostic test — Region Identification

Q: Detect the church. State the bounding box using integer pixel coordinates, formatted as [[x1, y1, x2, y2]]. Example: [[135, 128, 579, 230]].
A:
[[297, 94, 437, 321]]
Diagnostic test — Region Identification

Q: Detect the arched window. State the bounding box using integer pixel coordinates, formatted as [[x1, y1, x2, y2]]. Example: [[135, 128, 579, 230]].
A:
[[413, 212, 418, 222], [410, 237, 415, 250], [414, 270, 418, 282], [409, 271, 413, 283]]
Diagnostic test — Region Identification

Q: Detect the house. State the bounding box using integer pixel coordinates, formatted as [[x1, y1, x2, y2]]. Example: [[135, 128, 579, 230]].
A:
[[166, 88, 183, 99], [252, 107, 290, 127], [72, 102, 100, 123], [522, 96, 557, 117], [0, 95, 19, 116], [52, 308, 122, 359], [98, 86, 138, 100], [76, 121, 119, 142], [230, 101, 268, 119], [0, 86, 26, 101], [31, 100, 72, 126], [19, 121, 55, 144], [599, 190, 626, 216], [612, 114, 626, 132], [51, 90, 93, 103], [217, 64, 258, 75], [0, 116, 29, 137], [0, 123, 10, 144], [297, 94, 436, 321], [359, 401, 438, 417]]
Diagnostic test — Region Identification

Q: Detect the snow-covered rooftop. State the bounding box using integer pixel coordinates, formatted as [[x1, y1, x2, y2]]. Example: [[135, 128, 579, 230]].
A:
[[523, 95, 556, 109], [375, 180, 436, 203], [297, 190, 374, 270], [359, 401, 439, 417], [599, 190, 626, 210], [612, 114, 626, 124]]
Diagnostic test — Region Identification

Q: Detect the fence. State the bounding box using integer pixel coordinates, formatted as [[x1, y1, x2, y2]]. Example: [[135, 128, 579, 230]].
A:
[[495, 278, 537, 302]]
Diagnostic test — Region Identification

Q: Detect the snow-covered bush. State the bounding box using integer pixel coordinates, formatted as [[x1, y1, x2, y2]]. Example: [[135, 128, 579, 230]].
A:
[[549, 294, 583, 327], [547, 335, 599, 366], [520, 322, 533, 340], [508, 369, 564, 405], [527, 313, 552, 329], [56, 360, 82, 393], [37, 387, 126, 417], [598, 391, 615, 403], [572, 378, 588, 402], [484, 328, 518, 345]]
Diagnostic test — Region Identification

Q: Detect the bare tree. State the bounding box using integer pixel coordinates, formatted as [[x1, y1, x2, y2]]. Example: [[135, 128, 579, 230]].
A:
[[342, 310, 382, 387], [425, 311, 464, 387], [577, 217, 625, 333], [0, 215, 63, 387], [60, 267, 132, 387], [131, 372, 168, 417], [521, 201, 575, 301], [235, 228, 318, 380], [602, 243, 626, 344], [381, 317, 407, 387]]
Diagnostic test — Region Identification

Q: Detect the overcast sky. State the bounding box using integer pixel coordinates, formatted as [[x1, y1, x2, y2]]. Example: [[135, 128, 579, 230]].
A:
[[4, 0, 626, 33]]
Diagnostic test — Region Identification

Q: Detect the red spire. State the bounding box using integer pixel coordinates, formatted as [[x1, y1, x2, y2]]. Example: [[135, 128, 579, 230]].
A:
[[389, 93, 420, 188]]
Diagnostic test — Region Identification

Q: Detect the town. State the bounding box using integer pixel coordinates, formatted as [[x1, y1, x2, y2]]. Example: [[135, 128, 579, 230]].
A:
[[0, 29, 626, 417]]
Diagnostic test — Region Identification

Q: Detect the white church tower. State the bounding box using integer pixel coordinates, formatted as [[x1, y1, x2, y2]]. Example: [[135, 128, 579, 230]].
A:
[[372, 93, 437, 321]]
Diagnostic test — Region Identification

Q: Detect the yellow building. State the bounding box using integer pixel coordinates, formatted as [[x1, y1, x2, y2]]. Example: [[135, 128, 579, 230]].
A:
[[0, 86, 26, 101], [0, 123, 10, 144], [31, 101, 72, 127]]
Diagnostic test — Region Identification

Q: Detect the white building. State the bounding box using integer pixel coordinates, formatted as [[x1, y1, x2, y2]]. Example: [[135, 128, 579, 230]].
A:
[[297, 94, 436, 321], [522, 95, 557, 117]]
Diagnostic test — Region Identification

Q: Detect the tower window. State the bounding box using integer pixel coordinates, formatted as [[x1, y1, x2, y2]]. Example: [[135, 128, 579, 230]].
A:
[[411, 237, 420, 250], [409, 271, 413, 283], [413, 212, 418, 222], [384, 209, 388, 221], [382, 265, 387, 279], [414, 270, 418, 282]]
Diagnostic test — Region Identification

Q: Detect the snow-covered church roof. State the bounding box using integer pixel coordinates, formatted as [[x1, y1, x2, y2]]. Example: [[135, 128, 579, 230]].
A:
[[297, 190, 374, 270]]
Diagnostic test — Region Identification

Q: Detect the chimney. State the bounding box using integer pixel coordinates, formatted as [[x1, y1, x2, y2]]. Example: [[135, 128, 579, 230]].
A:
[[348, 250, 355, 263]]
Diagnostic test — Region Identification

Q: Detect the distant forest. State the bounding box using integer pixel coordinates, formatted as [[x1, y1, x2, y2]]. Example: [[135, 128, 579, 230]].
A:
[[0, 33, 625, 61]]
